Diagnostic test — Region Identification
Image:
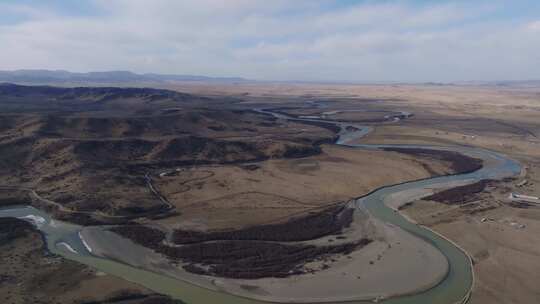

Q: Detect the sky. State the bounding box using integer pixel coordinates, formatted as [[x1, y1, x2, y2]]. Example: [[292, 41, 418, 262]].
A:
[[0, 0, 539, 82]]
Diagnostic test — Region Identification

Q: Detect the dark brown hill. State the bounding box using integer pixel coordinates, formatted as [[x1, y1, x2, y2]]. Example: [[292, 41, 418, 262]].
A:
[[0, 83, 201, 102], [0, 83, 210, 112], [0, 84, 334, 221]]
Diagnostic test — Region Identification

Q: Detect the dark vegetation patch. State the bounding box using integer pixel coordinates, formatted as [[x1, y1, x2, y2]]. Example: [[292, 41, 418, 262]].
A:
[[0, 115, 20, 134], [110, 206, 367, 279], [77, 291, 185, 304], [383, 147, 483, 175], [207, 125, 226, 131], [69, 198, 114, 213], [37, 113, 197, 139], [294, 119, 342, 134], [0, 198, 30, 207], [0, 217, 34, 245], [154, 136, 263, 161], [424, 180, 493, 205], [114, 204, 170, 217], [171, 239, 370, 279], [73, 136, 276, 168], [125, 140, 323, 172], [263, 107, 303, 118], [0, 137, 34, 170], [281, 144, 322, 158], [109, 225, 166, 249], [74, 139, 155, 163], [172, 205, 353, 244], [54, 212, 114, 226], [0, 190, 31, 207], [0, 274, 16, 284], [256, 121, 279, 127]]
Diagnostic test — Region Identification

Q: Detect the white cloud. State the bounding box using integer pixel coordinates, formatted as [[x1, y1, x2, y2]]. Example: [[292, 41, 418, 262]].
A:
[[0, 1, 538, 81], [528, 20, 540, 31]]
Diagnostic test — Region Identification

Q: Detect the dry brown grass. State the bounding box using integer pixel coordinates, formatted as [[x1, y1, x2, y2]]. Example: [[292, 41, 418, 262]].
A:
[[155, 144, 449, 230]]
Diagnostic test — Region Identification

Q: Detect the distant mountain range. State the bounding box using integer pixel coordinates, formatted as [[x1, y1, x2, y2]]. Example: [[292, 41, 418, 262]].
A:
[[452, 80, 540, 87], [0, 69, 247, 84], [1, 70, 538, 87]]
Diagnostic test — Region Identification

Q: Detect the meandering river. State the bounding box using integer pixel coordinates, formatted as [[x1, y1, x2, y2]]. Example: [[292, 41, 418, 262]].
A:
[[0, 109, 521, 304]]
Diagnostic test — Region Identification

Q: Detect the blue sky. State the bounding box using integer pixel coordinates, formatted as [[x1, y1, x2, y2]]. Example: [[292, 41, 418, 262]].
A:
[[0, 0, 539, 82]]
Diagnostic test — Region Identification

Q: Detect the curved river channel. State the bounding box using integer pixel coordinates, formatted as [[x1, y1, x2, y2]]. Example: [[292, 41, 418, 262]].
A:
[[0, 109, 521, 304]]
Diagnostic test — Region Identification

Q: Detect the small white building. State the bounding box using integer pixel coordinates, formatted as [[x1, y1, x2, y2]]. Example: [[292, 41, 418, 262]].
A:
[[509, 192, 540, 203]]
